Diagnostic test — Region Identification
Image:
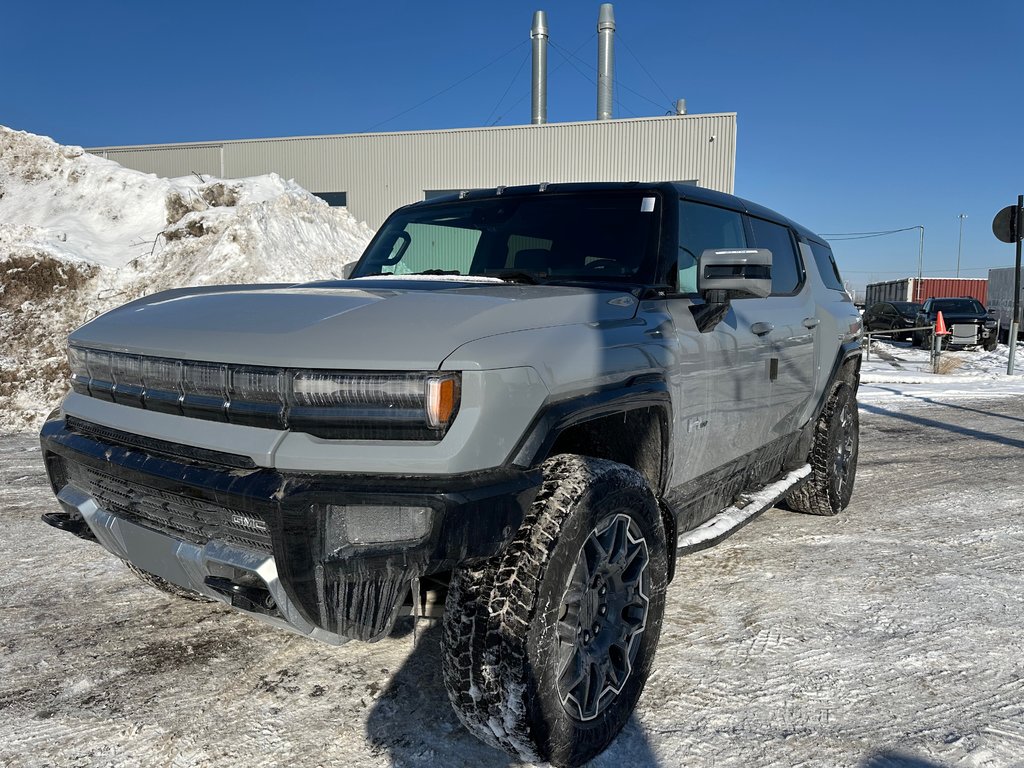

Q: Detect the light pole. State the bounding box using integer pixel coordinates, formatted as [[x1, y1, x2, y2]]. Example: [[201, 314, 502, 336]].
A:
[[956, 213, 967, 278]]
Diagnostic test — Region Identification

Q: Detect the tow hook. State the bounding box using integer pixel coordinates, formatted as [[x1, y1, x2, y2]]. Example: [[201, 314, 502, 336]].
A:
[[204, 575, 279, 616], [41, 511, 97, 542]]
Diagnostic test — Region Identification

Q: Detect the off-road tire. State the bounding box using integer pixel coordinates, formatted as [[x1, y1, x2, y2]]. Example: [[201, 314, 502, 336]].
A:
[[984, 335, 998, 352], [441, 455, 667, 767], [787, 382, 859, 516], [124, 561, 214, 602]]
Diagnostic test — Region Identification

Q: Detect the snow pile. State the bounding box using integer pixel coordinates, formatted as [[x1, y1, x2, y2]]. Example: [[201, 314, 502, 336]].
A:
[[0, 126, 374, 433]]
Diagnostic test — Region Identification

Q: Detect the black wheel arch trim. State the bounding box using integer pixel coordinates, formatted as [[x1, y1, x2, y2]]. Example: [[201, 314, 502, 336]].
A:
[[507, 375, 672, 492]]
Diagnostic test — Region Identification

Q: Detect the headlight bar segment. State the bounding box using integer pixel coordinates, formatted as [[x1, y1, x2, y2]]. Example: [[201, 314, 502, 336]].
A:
[[66, 345, 461, 440]]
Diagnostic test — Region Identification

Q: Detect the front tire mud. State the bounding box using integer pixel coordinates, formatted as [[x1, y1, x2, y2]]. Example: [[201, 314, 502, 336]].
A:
[[787, 382, 859, 516], [441, 455, 667, 767]]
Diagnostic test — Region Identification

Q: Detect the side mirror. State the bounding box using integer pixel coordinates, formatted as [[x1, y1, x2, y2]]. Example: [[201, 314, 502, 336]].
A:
[[341, 262, 357, 279], [698, 248, 773, 299]]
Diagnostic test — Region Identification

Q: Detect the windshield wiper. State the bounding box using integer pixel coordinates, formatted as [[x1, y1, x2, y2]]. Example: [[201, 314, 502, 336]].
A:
[[412, 269, 463, 276], [486, 270, 547, 285]]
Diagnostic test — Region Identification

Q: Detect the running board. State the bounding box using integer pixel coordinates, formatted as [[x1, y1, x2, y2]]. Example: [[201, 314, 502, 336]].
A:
[[677, 464, 811, 555]]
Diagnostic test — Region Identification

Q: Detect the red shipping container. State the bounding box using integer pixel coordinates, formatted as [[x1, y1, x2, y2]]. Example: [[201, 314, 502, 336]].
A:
[[865, 277, 988, 306]]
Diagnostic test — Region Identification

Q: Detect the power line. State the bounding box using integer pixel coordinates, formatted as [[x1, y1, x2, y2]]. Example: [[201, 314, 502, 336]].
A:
[[820, 226, 922, 242], [842, 268, 992, 274], [491, 34, 595, 125], [617, 33, 675, 109], [365, 41, 528, 132], [484, 49, 531, 127], [548, 38, 669, 114]]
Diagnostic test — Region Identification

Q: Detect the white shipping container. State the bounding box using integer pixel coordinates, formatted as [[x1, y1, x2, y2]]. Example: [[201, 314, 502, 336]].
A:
[[987, 267, 1024, 342]]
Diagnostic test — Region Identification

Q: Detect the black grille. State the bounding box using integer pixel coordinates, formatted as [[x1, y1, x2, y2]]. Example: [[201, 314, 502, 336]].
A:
[[65, 417, 256, 469], [63, 463, 272, 553]]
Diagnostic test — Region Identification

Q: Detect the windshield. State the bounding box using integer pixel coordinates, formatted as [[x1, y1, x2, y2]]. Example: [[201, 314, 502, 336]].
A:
[[931, 298, 984, 314], [351, 191, 662, 285]]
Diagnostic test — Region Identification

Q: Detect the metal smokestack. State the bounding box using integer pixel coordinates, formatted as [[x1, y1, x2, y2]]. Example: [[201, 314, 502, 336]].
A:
[[597, 3, 615, 120], [531, 11, 548, 125]]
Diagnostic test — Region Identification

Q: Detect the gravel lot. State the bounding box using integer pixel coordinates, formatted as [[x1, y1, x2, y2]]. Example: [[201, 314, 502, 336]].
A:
[[2, 394, 1023, 768]]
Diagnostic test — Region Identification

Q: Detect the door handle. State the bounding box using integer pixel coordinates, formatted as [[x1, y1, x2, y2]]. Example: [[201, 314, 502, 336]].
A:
[[750, 321, 774, 336], [802, 317, 821, 329]]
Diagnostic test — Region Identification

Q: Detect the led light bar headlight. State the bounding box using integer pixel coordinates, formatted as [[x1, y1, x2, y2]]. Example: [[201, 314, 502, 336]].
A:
[[290, 371, 461, 439], [66, 344, 462, 440]]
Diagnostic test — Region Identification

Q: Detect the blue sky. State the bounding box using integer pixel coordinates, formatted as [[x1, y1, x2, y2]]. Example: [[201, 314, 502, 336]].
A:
[[2, 0, 1021, 291]]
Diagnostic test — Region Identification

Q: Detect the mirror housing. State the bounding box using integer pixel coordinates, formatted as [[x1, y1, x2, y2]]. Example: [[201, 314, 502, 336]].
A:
[[698, 248, 773, 299], [341, 262, 357, 279]]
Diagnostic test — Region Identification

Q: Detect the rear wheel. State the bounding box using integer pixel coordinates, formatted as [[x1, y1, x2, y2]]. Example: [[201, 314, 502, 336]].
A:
[[442, 455, 667, 767], [787, 382, 859, 516]]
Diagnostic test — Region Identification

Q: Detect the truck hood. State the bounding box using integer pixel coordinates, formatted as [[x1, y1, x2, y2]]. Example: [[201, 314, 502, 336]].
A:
[[70, 278, 641, 369]]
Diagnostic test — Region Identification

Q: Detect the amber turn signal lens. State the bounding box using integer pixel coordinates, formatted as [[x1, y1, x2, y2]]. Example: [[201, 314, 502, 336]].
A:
[[426, 375, 460, 429]]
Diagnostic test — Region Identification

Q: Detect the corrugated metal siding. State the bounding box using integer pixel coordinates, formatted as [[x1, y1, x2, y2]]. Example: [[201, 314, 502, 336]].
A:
[[865, 278, 989, 306], [912, 278, 988, 305], [93, 145, 223, 179], [88, 115, 736, 229], [864, 279, 914, 305]]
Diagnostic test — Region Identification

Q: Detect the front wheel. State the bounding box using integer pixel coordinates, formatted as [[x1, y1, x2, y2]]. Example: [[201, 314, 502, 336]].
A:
[[441, 455, 667, 767], [787, 382, 859, 516]]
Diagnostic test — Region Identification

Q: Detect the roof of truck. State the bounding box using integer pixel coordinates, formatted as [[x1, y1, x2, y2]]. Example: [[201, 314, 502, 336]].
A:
[[409, 181, 826, 247]]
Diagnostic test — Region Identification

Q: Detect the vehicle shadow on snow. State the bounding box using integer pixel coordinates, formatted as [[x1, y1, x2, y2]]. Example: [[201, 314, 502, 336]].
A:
[[867, 386, 1024, 426], [366, 621, 663, 767], [860, 752, 946, 768], [859, 401, 1024, 451]]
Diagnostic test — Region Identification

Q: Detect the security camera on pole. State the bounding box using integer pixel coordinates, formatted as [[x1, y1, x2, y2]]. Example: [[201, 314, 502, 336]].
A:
[[991, 195, 1023, 375]]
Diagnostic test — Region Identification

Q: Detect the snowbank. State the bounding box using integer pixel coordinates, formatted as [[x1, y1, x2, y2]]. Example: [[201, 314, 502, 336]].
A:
[[0, 126, 374, 433]]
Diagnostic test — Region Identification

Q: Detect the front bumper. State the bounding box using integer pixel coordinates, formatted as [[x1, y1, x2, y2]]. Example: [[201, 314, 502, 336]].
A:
[[40, 415, 539, 642]]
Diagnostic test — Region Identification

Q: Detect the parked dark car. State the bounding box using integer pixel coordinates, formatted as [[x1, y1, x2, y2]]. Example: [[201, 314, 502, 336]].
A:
[[863, 301, 922, 341], [912, 297, 998, 351]]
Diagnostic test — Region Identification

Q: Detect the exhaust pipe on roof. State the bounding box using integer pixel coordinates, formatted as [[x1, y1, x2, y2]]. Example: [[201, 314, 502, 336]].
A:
[[531, 11, 548, 125], [597, 3, 615, 120]]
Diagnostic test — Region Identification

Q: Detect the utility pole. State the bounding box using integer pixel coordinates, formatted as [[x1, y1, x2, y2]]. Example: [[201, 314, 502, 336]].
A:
[[916, 225, 925, 282], [956, 213, 967, 278]]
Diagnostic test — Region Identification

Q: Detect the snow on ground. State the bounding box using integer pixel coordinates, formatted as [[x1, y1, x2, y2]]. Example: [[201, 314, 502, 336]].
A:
[[2, 396, 1023, 767], [0, 126, 374, 433], [859, 337, 1024, 405]]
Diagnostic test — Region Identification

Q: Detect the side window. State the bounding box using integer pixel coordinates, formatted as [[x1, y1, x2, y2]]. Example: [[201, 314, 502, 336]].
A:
[[749, 217, 802, 295], [808, 241, 845, 291], [678, 200, 746, 293]]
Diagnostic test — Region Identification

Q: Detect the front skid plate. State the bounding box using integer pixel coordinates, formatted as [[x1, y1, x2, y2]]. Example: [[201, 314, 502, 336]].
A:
[[57, 484, 349, 645], [676, 464, 811, 555]]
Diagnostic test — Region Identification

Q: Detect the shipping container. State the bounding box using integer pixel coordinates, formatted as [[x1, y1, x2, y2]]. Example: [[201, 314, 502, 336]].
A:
[[987, 267, 1024, 342], [864, 277, 988, 307]]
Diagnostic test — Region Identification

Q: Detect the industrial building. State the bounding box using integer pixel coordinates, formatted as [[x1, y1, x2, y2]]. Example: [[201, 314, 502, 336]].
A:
[[86, 5, 736, 230]]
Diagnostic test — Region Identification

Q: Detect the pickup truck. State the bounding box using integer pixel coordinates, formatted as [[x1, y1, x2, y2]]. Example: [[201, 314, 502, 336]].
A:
[[40, 182, 861, 766]]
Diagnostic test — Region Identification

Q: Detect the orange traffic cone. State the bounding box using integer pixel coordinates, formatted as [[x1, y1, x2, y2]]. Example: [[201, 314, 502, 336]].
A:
[[935, 310, 949, 336]]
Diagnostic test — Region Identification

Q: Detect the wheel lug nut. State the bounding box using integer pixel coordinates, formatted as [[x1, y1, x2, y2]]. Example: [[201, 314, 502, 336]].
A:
[[599, 605, 607, 615], [592, 624, 600, 635], [599, 586, 607, 596]]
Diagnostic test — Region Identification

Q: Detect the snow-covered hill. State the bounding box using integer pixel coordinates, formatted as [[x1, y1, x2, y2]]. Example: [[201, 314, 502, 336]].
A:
[[0, 126, 374, 432]]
